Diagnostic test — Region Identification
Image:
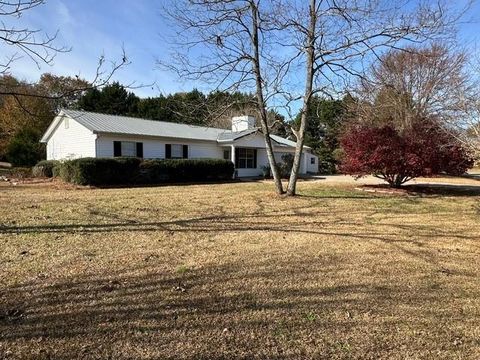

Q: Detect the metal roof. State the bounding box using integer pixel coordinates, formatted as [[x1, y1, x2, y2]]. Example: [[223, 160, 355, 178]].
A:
[[41, 109, 309, 149], [217, 128, 258, 141], [57, 109, 229, 141], [270, 134, 301, 148]]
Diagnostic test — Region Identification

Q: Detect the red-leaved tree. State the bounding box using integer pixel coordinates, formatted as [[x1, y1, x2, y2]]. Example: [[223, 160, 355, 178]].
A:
[[339, 121, 473, 188]]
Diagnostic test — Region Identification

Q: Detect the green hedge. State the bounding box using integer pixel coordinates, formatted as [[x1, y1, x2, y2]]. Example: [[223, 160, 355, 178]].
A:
[[137, 159, 234, 184], [32, 160, 60, 178], [55, 157, 234, 186], [57, 157, 141, 185]]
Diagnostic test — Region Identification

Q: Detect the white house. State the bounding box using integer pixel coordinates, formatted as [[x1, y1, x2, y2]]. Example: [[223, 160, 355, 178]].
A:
[[40, 109, 318, 177]]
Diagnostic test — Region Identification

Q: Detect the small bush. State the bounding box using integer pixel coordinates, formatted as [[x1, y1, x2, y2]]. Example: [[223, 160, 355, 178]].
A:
[[57, 160, 76, 182], [278, 153, 294, 178], [261, 165, 271, 179], [32, 160, 60, 178]]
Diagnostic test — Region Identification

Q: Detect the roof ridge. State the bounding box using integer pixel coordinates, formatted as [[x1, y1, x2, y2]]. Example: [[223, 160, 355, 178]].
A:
[[61, 109, 232, 132]]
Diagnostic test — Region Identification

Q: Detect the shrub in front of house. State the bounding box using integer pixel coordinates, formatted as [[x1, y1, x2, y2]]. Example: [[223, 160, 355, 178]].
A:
[[55, 157, 234, 185], [32, 160, 60, 178], [278, 153, 294, 178], [58, 157, 141, 185], [137, 159, 234, 184]]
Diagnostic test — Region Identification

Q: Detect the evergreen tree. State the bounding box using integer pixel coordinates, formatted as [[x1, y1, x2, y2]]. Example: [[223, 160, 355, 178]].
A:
[[78, 82, 139, 115], [294, 96, 351, 174]]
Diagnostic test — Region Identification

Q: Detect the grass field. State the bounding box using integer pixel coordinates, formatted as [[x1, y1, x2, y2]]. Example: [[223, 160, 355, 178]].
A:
[[0, 179, 479, 359]]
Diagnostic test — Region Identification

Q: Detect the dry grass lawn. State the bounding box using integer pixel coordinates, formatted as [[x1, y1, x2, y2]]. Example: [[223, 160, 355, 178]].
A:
[[0, 179, 479, 359]]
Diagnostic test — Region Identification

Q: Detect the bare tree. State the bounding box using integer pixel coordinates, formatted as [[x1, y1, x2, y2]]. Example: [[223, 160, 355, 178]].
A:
[[161, 0, 289, 194], [0, 0, 68, 75], [277, 0, 466, 195], [451, 54, 480, 159], [0, 0, 135, 108], [350, 44, 480, 160], [163, 0, 465, 196], [354, 44, 469, 128]]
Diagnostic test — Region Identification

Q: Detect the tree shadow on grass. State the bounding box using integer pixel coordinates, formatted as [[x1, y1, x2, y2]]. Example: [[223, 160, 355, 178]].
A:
[[0, 212, 477, 244], [1, 256, 478, 359], [403, 183, 480, 197], [356, 183, 480, 197]]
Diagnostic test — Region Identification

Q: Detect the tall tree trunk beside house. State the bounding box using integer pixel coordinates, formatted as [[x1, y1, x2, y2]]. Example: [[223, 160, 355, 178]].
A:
[[286, 0, 316, 196], [161, 0, 285, 194], [250, 1, 284, 194]]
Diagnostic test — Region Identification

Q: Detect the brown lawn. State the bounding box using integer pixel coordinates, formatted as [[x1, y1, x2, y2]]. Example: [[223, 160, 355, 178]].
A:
[[0, 179, 479, 359]]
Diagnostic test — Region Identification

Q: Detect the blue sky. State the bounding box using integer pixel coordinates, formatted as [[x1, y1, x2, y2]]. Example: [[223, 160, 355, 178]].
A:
[[2, 0, 480, 99], [2, 0, 181, 97]]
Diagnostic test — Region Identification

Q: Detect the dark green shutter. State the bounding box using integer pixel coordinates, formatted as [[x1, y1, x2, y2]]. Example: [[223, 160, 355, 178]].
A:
[[183, 145, 188, 159], [253, 149, 257, 168], [113, 141, 121, 157], [165, 144, 171, 159], [136, 142, 143, 158]]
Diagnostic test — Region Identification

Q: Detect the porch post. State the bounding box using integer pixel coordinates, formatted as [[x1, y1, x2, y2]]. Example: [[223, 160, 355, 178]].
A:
[[231, 144, 236, 179]]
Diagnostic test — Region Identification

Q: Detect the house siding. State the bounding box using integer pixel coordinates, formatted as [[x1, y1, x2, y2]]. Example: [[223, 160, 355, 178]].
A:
[[46, 117, 96, 160], [234, 148, 316, 177], [96, 134, 223, 159]]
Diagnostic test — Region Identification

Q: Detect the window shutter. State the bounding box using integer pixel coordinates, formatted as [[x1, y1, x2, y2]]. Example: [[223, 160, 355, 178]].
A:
[[165, 144, 171, 159], [136, 142, 143, 158], [235, 148, 239, 168], [113, 141, 121, 157], [183, 145, 188, 159], [253, 149, 257, 168]]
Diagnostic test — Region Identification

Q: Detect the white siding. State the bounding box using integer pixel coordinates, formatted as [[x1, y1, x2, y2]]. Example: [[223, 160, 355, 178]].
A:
[[234, 148, 311, 177], [46, 117, 96, 160], [96, 135, 223, 159], [231, 133, 267, 148]]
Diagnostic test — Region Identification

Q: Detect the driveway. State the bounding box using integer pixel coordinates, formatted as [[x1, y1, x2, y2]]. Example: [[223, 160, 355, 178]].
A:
[[306, 173, 480, 187]]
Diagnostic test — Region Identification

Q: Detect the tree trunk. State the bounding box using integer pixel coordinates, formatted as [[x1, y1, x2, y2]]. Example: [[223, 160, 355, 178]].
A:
[[250, 1, 284, 195], [286, 0, 316, 196], [387, 174, 405, 188]]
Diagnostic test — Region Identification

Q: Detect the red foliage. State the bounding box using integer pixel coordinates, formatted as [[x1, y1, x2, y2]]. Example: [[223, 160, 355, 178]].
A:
[[339, 121, 474, 187]]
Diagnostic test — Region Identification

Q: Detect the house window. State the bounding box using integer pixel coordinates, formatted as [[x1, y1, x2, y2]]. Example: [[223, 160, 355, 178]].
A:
[[171, 144, 183, 158], [64, 118, 69, 129], [236, 148, 257, 169], [310, 157, 315, 164], [121, 142, 136, 157], [113, 141, 143, 157], [165, 144, 188, 159]]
